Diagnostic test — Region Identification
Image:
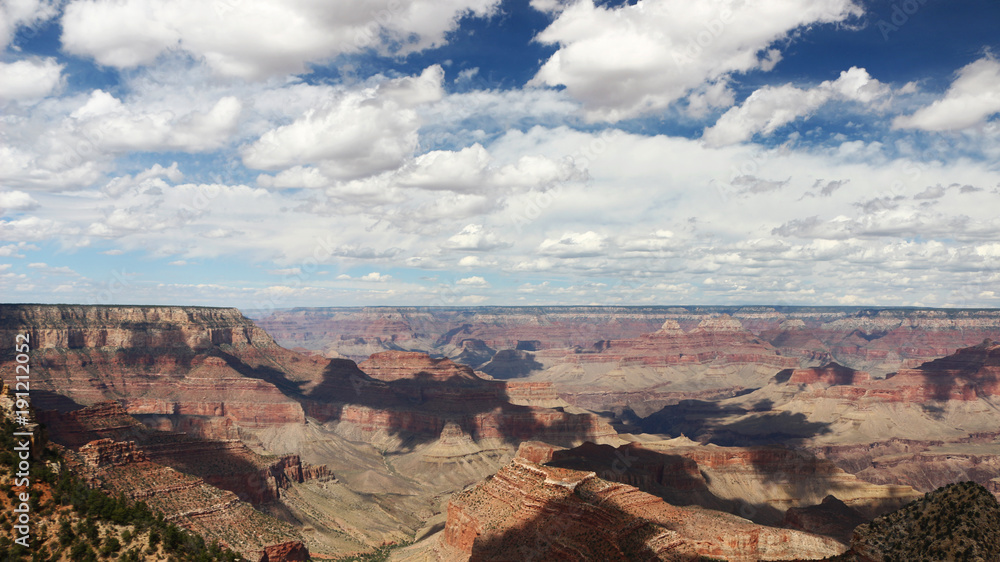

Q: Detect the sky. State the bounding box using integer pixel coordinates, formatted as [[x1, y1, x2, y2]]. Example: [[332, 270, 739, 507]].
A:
[[2, 0, 1000, 313]]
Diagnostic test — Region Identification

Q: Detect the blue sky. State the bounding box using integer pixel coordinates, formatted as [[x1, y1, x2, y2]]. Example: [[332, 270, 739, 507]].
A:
[[2, 0, 1000, 312]]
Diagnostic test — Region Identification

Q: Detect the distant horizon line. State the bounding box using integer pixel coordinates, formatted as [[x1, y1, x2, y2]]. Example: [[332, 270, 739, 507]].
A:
[[3, 302, 1000, 313]]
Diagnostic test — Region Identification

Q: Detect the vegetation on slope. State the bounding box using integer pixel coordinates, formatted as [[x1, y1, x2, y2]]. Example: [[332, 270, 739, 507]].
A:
[[0, 414, 245, 562], [842, 480, 1000, 561]]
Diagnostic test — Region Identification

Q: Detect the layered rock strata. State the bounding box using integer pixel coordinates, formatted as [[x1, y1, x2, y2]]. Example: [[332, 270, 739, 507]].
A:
[[435, 456, 847, 561], [40, 402, 322, 505], [254, 306, 1000, 378], [302, 351, 617, 447], [59, 433, 305, 560], [540, 440, 919, 529]]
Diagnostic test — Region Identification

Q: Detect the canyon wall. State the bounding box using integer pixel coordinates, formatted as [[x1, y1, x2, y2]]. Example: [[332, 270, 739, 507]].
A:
[[431, 456, 847, 561], [254, 306, 1000, 376]]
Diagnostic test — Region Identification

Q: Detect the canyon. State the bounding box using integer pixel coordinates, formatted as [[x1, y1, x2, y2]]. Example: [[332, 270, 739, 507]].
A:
[[3, 303, 1000, 560], [0, 305, 617, 559], [256, 306, 1000, 416]]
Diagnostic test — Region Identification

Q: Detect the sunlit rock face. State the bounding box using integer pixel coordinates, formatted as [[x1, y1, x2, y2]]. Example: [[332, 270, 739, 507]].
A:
[[437, 456, 848, 561]]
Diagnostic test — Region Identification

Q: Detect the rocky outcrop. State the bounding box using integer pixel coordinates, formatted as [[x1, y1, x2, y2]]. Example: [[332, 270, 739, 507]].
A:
[[513, 440, 563, 465], [359, 351, 481, 383], [0, 305, 310, 436], [38, 400, 316, 559], [439, 456, 847, 561], [840, 481, 1000, 561], [502, 381, 567, 408], [91, 455, 305, 560], [40, 402, 323, 505], [784, 363, 871, 386], [447, 338, 495, 369], [79, 438, 146, 467], [258, 540, 310, 562]]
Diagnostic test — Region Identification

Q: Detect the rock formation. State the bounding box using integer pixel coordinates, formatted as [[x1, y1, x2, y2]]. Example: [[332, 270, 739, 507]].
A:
[[542, 440, 918, 529], [52, 426, 305, 558], [39, 401, 321, 505], [635, 345, 1000, 505], [258, 541, 310, 562], [253, 306, 1000, 417], [838, 481, 1000, 561], [11, 303, 1000, 561], [529, 314, 802, 416], [0, 304, 314, 437], [0, 304, 622, 559], [427, 456, 847, 561]]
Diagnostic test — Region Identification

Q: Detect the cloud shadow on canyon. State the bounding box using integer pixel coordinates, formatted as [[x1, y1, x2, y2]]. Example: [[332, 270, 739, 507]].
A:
[[634, 398, 833, 448], [218, 353, 610, 453], [40, 405, 294, 507], [463, 443, 878, 559]]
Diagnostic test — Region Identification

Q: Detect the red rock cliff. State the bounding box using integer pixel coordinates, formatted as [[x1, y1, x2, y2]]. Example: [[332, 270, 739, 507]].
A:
[[441, 456, 847, 561]]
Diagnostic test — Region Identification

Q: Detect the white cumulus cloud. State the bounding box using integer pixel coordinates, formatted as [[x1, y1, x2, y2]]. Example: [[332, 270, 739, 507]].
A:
[[893, 57, 1000, 131], [456, 275, 490, 287], [70, 90, 242, 153], [702, 67, 890, 146], [530, 0, 862, 121], [443, 223, 510, 251], [538, 230, 607, 257], [0, 191, 40, 213], [0, 58, 63, 101], [244, 66, 443, 180], [60, 0, 499, 79]]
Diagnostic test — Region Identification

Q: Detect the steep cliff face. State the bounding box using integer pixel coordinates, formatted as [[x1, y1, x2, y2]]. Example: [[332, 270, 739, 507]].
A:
[[0, 305, 309, 433], [55, 428, 305, 559], [877, 339, 1000, 401], [40, 402, 320, 505], [258, 541, 310, 562], [435, 456, 847, 561], [784, 363, 871, 386], [0, 304, 272, 350]]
